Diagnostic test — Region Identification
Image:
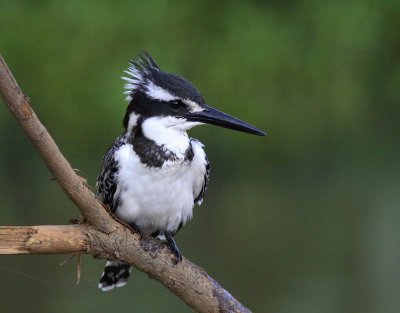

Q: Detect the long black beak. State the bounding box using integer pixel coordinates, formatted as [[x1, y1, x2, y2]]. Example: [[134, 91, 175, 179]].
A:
[[185, 104, 266, 136]]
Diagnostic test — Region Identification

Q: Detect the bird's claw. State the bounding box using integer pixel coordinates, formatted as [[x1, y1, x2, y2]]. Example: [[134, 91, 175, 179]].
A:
[[171, 247, 182, 264], [128, 222, 144, 238], [164, 232, 182, 264]]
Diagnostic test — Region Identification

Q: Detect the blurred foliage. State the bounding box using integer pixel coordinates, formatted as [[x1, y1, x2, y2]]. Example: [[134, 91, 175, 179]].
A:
[[1, 1, 400, 312]]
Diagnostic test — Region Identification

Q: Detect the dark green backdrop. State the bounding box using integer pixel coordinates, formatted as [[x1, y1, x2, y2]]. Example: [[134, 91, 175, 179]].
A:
[[1, 1, 399, 312]]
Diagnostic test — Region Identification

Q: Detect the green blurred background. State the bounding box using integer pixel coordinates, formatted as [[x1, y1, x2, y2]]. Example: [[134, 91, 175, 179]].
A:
[[1, 1, 400, 312]]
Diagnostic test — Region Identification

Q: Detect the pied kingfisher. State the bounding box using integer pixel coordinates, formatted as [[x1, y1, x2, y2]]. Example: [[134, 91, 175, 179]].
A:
[[97, 53, 265, 291]]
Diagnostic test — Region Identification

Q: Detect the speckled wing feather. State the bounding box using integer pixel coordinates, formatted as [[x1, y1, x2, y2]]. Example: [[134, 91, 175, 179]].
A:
[[96, 134, 127, 213], [194, 155, 210, 205]]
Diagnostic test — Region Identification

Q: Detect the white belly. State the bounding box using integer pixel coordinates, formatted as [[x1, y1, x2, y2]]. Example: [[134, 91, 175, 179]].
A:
[[114, 142, 206, 235]]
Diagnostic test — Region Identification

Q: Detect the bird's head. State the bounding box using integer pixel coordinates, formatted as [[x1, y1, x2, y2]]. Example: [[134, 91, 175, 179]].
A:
[[122, 53, 265, 136]]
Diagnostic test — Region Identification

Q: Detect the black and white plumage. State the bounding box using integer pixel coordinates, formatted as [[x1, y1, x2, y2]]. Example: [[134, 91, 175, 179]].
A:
[[97, 53, 264, 291]]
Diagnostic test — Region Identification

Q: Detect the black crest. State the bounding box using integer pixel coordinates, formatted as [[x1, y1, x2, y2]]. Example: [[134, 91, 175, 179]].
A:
[[122, 52, 160, 99], [122, 52, 204, 104], [131, 52, 160, 71]]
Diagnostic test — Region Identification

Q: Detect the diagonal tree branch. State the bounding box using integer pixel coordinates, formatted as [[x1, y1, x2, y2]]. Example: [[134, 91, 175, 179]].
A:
[[0, 54, 251, 313]]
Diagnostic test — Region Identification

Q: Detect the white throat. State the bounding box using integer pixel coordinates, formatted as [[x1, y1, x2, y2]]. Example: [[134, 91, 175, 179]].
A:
[[141, 116, 194, 155]]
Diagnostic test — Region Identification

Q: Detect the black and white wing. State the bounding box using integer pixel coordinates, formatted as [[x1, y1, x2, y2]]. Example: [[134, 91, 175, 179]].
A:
[[97, 135, 133, 291], [96, 135, 126, 213], [194, 155, 210, 205]]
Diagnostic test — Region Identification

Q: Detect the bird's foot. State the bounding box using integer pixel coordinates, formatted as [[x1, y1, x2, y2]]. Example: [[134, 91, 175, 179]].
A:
[[170, 246, 182, 265], [165, 232, 182, 264], [128, 222, 144, 238]]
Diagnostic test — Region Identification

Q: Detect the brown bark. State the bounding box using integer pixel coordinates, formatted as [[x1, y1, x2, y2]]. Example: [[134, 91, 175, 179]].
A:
[[0, 54, 251, 313], [0, 225, 88, 254]]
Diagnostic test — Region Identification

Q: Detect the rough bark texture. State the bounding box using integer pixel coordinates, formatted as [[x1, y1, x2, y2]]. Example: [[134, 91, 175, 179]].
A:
[[0, 225, 89, 254], [0, 54, 251, 313]]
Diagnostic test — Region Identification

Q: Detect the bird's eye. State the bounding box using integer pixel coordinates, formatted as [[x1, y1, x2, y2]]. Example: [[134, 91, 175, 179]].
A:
[[170, 100, 185, 111]]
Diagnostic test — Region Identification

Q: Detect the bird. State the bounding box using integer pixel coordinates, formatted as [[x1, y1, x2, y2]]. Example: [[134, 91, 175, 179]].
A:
[[96, 53, 265, 291]]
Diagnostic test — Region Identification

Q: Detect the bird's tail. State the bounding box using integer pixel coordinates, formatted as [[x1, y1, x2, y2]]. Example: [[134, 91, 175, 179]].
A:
[[98, 260, 132, 291]]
